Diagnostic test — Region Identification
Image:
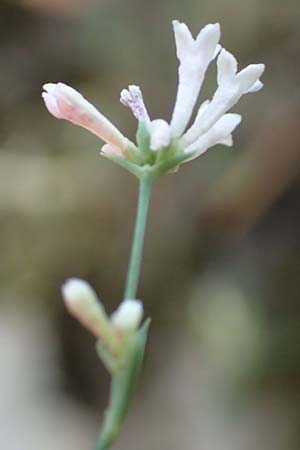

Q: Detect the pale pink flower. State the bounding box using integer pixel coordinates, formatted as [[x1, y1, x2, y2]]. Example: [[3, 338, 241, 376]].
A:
[[42, 82, 131, 155]]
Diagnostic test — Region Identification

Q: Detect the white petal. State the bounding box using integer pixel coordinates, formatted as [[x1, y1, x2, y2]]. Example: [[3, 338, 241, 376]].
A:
[[195, 23, 221, 64], [180, 51, 240, 147], [215, 112, 242, 133], [217, 134, 233, 146], [236, 64, 265, 94], [179, 46, 264, 149], [217, 49, 238, 85], [247, 80, 264, 93], [213, 44, 222, 59], [195, 99, 210, 121], [110, 299, 143, 331], [184, 113, 241, 161], [180, 83, 239, 147], [170, 72, 202, 138], [150, 119, 172, 151], [181, 100, 210, 145], [42, 82, 57, 93], [170, 22, 221, 138], [172, 20, 194, 60]]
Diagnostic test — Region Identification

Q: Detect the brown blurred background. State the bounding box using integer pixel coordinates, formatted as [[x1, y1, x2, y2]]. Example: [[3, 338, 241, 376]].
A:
[[1, 0, 300, 449]]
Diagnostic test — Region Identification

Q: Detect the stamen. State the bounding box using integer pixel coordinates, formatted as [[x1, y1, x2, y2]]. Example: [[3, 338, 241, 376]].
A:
[[120, 85, 150, 123]]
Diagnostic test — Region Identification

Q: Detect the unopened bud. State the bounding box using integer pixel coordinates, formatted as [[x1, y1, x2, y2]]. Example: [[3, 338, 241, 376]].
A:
[[150, 119, 172, 151], [111, 299, 143, 332], [42, 82, 129, 152], [62, 278, 120, 353]]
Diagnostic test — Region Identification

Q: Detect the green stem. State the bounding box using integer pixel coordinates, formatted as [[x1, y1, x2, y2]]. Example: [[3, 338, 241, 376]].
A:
[[95, 321, 150, 450], [124, 175, 153, 299], [94, 175, 153, 450]]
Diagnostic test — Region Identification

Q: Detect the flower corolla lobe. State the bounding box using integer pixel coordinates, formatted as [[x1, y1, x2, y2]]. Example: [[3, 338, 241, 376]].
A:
[[170, 21, 221, 138]]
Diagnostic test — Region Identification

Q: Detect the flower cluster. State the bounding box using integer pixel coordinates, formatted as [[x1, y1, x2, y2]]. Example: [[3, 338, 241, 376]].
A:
[[42, 20, 264, 174]]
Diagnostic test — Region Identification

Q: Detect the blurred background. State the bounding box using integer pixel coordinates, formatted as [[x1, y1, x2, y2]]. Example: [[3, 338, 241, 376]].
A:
[[1, 0, 300, 449]]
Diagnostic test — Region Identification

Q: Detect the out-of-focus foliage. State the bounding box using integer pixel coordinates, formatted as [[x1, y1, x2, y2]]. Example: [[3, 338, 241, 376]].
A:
[[1, 0, 300, 449]]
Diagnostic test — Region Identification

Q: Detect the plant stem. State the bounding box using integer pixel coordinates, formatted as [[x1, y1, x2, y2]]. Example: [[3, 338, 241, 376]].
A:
[[95, 321, 150, 450], [124, 175, 153, 299], [95, 175, 153, 450]]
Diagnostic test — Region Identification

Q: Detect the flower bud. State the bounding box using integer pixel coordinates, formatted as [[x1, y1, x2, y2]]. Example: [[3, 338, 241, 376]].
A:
[[110, 299, 143, 332], [62, 278, 120, 353], [150, 119, 172, 151], [42, 82, 130, 153]]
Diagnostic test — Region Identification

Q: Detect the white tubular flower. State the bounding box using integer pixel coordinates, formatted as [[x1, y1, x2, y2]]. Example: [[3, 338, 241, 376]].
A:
[[150, 119, 172, 151], [170, 20, 221, 138], [110, 299, 143, 332], [184, 113, 242, 161], [180, 49, 265, 147], [62, 278, 120, 352], [42, 82, 131, 155], [120, 85, 150, 124]]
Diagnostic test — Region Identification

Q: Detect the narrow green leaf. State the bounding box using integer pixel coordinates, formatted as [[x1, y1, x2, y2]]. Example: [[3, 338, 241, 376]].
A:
[[95, 320, 150, 450], [96, 341, 121, 375]]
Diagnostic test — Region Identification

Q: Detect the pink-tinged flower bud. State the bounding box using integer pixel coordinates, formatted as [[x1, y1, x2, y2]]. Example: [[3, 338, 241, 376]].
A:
[[62, 278, 121, 353], [42, 82, 130, 152]]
